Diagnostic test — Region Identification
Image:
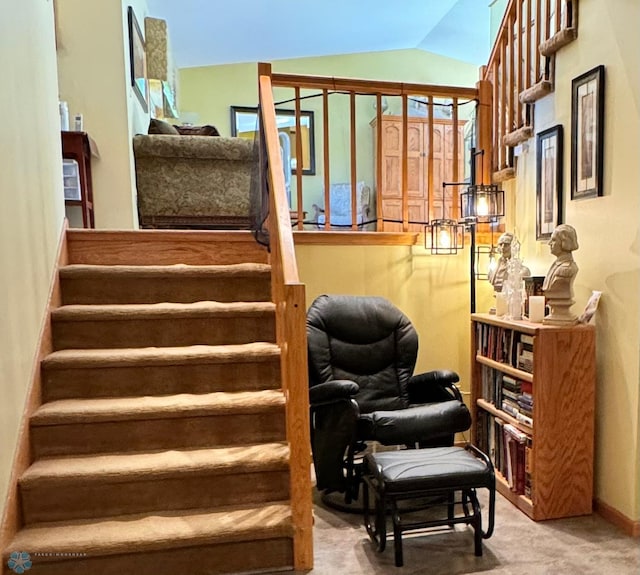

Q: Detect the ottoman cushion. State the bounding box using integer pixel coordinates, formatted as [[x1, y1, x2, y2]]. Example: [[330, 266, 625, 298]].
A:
[[365, 446, 493, 493]]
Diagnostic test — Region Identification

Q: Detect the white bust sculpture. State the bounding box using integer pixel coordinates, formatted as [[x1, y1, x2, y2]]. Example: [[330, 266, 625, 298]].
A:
[[542, 224, 579, 324], [488, 232, 531, 293]]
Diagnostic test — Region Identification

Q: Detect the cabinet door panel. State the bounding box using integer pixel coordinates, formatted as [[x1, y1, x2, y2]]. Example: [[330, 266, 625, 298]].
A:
[[408, 200, 427, 231], [383, 156, 402, 198], [381, 199, 403, 231]]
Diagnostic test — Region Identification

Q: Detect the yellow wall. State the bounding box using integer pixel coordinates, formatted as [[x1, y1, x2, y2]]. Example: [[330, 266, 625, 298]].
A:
[[179, 49, 478, 214], [0, 0, 65, 506], [56, 0, 150, 229], [180, 5, 639, 522], [503, 0, 640, 519], [296, 241, 495, 420]]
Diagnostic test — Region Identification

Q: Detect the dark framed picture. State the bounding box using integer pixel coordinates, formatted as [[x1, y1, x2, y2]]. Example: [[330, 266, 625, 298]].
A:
[[230, 106, 316, 175], [128, 7, 148, 112], [571, 65, 604, 199], [536, 124, 563, 240]]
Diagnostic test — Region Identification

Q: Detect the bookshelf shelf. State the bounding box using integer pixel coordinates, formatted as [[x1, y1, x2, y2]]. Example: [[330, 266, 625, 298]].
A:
[[476, 356, 534, 383], [476, 399, 533, 435], [495, 471, 534, 517], [471, 313, 596, 521]]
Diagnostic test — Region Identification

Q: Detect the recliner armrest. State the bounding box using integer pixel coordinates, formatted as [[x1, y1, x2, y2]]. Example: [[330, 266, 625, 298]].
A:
[[309, 380, 359, 405], [407, 370, 463, 404]]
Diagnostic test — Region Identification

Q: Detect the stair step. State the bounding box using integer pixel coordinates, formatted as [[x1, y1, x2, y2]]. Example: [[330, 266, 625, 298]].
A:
[[519, 79, 553, 104], [539, 27, 577, 56], [60, 263, 272, 305], [51, 301, 276, 349], [30, 390, 286, 457], [20, 443, 289, 523], [502, 126, 533, 147], [4, 503, 293, 575], [41, 342, 281, 400]]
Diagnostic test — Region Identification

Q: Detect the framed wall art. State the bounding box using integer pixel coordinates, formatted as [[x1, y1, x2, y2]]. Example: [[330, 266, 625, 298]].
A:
[[128, 7, 148, 113], [230, 106, 316, 175], [536, 124, 563, 240], [571, 65, 604, 199]]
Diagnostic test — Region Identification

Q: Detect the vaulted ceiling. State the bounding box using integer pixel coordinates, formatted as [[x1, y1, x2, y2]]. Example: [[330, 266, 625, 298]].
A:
[[146, 0, 493, 69]]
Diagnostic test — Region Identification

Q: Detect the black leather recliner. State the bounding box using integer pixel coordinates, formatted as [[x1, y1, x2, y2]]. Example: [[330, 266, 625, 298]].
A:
[[307, 294, 472, 502]]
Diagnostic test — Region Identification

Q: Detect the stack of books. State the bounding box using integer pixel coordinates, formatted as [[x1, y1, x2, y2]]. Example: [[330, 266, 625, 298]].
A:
[[501, 376, 534, 427]]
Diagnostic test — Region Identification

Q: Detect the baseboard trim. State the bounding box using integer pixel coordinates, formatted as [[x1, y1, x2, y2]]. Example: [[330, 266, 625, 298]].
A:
[[594, 498, 640, 537], [0, 220, 68, 551]]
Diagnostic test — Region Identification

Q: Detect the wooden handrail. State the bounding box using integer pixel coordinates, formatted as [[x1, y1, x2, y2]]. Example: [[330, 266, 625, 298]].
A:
[[257, 64, 313, 571], [270, 72, 478, 99]]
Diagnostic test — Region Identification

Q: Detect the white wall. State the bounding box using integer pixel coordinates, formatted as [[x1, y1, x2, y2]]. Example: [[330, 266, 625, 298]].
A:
[[0, 0, 65, 505]]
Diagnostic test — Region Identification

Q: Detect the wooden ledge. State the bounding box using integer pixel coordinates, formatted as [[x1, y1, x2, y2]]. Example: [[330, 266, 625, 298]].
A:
[[520, 81, 553, 104], [293, 231, 420, 246], [493, 167, 516, 183], [539, 28, 578, 57], [503, 126, 533, 147]]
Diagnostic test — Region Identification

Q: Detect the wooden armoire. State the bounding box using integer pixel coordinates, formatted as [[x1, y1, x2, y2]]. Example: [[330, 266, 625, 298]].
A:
[[371, 115, 466, 232]]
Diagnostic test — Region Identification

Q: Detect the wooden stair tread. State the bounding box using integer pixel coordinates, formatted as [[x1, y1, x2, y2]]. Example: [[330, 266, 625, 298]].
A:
[[4, 503, 292, 557], [51, 301, 275, 321], [20, 442, 289, 486], [539, 28, 578, 56], [519, 80, 553, 104], [60, 262, 271, 278], [42, 342, 280, 369], [31, 390, 285, 425]]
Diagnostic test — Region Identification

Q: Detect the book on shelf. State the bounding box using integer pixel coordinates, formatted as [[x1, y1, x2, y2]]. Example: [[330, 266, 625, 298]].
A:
[[524, 438, 534, 499], [517, 348, 533, 373], [504, 424, 529, 494]]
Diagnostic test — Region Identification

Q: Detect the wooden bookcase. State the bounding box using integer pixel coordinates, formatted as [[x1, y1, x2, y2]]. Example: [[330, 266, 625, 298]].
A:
[[470, 313, 595, 520]]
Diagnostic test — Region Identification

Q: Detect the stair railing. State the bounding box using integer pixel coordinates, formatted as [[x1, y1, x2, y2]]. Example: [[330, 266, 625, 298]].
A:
[[257, 62, 313, 571], [263, 64, 485, 232], [484, 0, 578, 177]]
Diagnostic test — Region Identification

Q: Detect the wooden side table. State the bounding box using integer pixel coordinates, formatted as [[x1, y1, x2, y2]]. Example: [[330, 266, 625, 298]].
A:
[[61, 131, 99, 228]]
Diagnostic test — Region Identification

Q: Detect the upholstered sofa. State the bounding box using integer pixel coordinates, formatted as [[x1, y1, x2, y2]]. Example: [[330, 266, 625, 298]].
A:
[[133, 133, 258, 229], [312, 181, 375, 230]]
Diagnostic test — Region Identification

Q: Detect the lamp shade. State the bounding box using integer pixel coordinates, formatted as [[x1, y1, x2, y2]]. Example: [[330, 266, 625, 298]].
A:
[[426, 220, 465, 255], [460, 184, 504, 222]]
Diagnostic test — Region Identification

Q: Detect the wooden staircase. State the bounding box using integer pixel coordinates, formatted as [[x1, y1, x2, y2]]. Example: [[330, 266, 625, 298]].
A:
[[487, 0, 580, 181], [1, 229, 311, 575]]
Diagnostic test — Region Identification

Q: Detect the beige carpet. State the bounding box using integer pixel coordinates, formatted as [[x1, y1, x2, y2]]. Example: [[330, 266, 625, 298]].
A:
[[3, 259, 296, 575]]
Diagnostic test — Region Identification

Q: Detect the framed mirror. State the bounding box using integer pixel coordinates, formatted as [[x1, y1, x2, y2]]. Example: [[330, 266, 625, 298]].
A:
[[230, 106, 316, 175]]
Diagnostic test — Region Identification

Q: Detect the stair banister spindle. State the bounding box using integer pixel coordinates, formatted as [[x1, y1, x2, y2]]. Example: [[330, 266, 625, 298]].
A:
[[349, 92, 357, 230], [322, 89, 330, 229], [525, 0, 532, 90], [508, 14, 515, 132], [294, 87, 303, 230], [501, 39, 507, 168], [516, 0, 523, 128], [401, 93, 409, 231], [427, 96, 435, 221], [375, 93, 383, 231], [535, 0, 542, 80]]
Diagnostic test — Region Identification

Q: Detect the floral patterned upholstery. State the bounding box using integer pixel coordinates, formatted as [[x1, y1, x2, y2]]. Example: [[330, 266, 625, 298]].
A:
[[133, 134, 257, 229]]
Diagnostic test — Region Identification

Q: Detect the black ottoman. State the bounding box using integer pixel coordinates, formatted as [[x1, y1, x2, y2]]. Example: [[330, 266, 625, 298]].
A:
[[363, 444, 495, 567]]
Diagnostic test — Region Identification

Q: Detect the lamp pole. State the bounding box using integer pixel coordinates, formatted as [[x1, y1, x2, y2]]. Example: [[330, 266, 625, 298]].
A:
[[469, 147, 477, 314]]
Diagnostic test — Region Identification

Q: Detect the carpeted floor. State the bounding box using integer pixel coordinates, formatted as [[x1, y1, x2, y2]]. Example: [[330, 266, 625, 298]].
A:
[[275, 490, 639, 575]]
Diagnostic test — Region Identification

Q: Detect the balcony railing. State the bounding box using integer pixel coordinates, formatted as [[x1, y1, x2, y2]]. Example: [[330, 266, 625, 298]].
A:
[[484, 0, 578, 177], [258, 65, 491, 235]]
